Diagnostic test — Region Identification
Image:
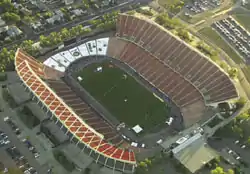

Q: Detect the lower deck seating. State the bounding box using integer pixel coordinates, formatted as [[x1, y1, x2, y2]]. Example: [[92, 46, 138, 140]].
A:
[[47, 79, 123, 146], [115, 14, 238, 104], [107, 40, 203, 108]]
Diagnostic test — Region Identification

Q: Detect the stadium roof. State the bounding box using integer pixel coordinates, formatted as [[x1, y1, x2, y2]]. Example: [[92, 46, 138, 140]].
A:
[[172, 133, 218, 173], [14, 49, 136, 167]]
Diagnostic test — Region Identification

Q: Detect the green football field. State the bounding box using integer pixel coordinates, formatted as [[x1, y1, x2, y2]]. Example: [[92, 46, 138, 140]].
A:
[[77, 61, 170, 132]]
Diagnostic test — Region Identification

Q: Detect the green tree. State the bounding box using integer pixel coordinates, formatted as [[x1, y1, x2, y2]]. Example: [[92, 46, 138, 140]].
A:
[[49, 32, 62, 45], [235, 97, 246, 109], [127, 10, 136, 15], [155, 13, 180, 29], [0, 47, 15, 72], [238, 112, 249, 120], [0, 0, 15, 12], [60, 28, 71, 40], [176, 28, 192, 42], [144, 158, 152, 166], [44, 11, 53, 18], [39, 35, 50, 47], [219, 61, 229, 71], [228, 68, 238, 78], [70, 25, 84, 36], [23, 16, 33, 23], [227, 169, 234, 174], [20, 40, 38, 56], [138, 161, 147, 168], [211, 166, 225, 174], [2, 12, 21, 22]]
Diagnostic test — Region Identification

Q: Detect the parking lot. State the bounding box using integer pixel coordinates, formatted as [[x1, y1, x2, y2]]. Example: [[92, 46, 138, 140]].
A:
[[213, 16, 250, 63], [0, 82, 57, 174], [0, 121, 47, 174], [208, 136, 250, 174], [0, 78, 108, 174], [183, 0, 221, 17]]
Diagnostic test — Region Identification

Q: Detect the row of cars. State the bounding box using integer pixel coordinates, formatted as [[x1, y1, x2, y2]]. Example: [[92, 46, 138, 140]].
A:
[[185, 0, 221, 16], [4, 117, 21, 136], [3, 116, 40, 159], [214, 17, 250, 60], [22, 138, 40, 159], [6, 146, 37, 174], [2, 116, 41, 173], [0, 131, 10, 146], [224, 140, 249, 168]]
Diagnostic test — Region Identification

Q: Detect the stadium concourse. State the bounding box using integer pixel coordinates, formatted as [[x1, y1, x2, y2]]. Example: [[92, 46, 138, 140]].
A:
[[14, 14, 239, 173]]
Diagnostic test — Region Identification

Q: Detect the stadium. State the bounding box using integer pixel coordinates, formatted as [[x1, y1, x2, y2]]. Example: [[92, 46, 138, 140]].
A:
[[14, 14, 238, 173]]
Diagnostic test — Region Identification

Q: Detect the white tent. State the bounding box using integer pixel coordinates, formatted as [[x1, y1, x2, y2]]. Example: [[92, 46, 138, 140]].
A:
[[132, 125, 143, 134]]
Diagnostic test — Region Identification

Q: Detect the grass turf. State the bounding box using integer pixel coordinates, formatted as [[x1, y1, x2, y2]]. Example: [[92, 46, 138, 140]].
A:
[[233, 14, 250, 32], [77, 61, 170, 131], [198, 27, 243, 64]]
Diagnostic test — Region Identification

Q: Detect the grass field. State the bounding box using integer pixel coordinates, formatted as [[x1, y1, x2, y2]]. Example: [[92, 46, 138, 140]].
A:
[[198, 27, 243, 63], [233, 14, 250, 32], [77, 61, 170, 131], [158, 0, 180, 8]]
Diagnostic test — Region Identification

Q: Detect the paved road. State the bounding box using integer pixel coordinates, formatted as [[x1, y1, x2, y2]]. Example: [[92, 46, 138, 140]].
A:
[[3, 0, 150, 49]]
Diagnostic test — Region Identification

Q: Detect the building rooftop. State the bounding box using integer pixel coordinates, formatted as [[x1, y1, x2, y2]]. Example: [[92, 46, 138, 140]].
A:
[[172, 133, 218, 173]]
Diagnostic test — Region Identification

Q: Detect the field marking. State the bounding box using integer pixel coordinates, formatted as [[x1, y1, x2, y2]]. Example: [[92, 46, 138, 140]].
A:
[[103, 76, 125, 97]]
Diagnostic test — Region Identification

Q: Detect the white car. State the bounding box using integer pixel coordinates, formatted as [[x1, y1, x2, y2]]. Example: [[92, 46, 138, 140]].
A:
[[34, 153, 40, 158], [235, 140, 240, 144], [241, 145, 246, 149], [3, 117, 9, 122]]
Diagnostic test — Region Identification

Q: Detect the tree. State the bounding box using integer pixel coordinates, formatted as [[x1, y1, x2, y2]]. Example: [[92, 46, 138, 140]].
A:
[[70, 25, 84, 36], [60, 28, 71, 40], [238, 112, 249, 120], [138, 161, 147, 168], [144, 158, 152, 166], [211, 166, 225, 174], [0, 47, 15, 72], [219, 61, 229, 71], [44, 11, 53, 18], [228, 68, 238, 78], [20, 40, 35, 55], [0, 0, 15, 12], [49, 32, 62, 45], [235, 97, 246, 109], [155, 13, 181, 29], [39, 35, 50, 47], [176, 28, 192, 42], [2, 12, 21, 22], [127, 10, 136, 15], [23, 16, 33, 23], [227, 169, 234, 174]]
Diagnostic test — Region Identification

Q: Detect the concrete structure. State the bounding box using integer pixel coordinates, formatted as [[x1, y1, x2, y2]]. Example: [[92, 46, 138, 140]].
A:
[[172, 133, 218, 173]]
